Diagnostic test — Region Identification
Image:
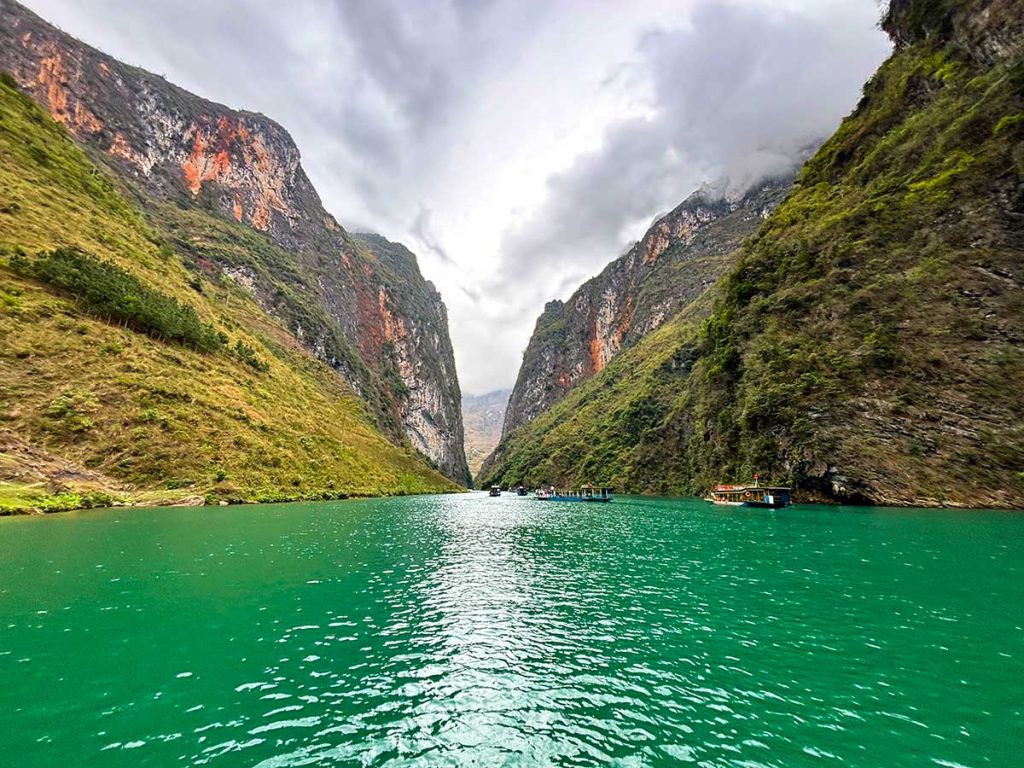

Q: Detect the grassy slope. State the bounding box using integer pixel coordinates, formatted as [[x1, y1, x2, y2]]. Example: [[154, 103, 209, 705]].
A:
[[497, 179, 791, 444], [0, 78, 458, 513], [145, 202, 408, 438], [479, 297, 710, 495], [482, 21, 1024, 507]]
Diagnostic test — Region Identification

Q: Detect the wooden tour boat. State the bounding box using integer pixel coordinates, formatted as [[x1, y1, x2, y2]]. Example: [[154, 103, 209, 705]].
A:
[[708, 475, 791, 508], [535, 483, 613, 503]]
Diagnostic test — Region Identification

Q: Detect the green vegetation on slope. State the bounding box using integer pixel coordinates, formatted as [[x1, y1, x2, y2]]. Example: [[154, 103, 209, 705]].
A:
[[146, 201, 385, 420], [479, 300, 707, 495], [10, 246, 225, 352], [482, 10, 1024, 507], [499, 178, 793, 437], [0, 76, 457, 512]]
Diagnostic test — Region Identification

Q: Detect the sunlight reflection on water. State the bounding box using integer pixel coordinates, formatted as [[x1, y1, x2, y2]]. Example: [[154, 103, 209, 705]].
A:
[[0, 494, 1022, 767]]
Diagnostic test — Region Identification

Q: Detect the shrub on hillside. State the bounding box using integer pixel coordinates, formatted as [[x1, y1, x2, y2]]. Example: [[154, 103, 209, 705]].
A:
[[233, 339, 270, 372], [10, 247, 224, 352]]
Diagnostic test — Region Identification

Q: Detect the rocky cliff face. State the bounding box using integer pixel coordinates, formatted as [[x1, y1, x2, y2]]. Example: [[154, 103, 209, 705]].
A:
[[0, 2, 314, 242], [501, 176, 794, 436], [0, 0, 469, 483], [350, 234, 470, 485], [0, 74, 458, 509], [883, 0, 1024, 61]]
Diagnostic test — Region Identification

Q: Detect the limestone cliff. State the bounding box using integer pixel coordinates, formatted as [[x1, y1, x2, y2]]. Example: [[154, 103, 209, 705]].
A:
[[350, 234, 470, 486], [0, 3, 314, 242], [501, 176, 794, 437], [0, 75, 458, 510], [0, 0, 469, 483]]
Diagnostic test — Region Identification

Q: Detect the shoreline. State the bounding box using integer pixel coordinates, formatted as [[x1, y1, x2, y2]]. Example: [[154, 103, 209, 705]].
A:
[[4, 486, 1021, 517], [0, 484, 468, 517]]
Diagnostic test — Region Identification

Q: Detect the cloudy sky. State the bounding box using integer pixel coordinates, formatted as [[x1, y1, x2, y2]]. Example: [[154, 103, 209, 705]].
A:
[[25, 0, 890, 394]]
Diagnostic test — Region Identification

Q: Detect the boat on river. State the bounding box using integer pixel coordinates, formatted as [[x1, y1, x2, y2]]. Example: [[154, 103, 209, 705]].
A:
[[516, 486, 528, 496], [535, 484, 613, 502], [708, 476, 791, 508], [489, 485, 502, 497]]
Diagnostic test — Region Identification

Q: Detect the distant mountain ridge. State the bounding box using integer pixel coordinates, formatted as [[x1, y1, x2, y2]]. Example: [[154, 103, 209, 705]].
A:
[[0, 0, 469, 484], [462, 390, 510, 478]]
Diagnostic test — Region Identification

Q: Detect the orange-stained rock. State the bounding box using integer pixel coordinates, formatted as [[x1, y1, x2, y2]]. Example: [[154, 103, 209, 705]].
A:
[[108, 132, 133, 159], [588, 335, 605, 374], [378, 287, 407, 344], [178, 115, 289, 232], [34, 49, 103, 134]]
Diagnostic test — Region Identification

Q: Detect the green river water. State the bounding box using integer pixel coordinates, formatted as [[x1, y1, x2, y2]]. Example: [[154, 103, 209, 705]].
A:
[[0, 494, 1022, 767]]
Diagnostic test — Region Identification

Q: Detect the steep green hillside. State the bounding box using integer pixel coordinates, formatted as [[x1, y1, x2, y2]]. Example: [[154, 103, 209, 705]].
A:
[[0, 0, 470, 484], [479, 299, 707, 495], [0, 76, 458, 513], [481, 0, 1024, 508], [145, 199, 394, 430]]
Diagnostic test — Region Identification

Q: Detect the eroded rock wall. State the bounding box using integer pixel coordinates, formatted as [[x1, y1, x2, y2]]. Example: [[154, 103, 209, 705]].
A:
[[352, 234, 470, 485], [501, 176, 794, 436]]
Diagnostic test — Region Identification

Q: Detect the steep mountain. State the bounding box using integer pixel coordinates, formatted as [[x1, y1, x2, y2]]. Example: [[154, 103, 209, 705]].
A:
[[0, 0, 469, 484], [462, 389, 510, 477], [0, 76, 457, 513], [501, 176, 794, 437], [349, 233, 469, 485], [481, 0, 1024, 508]]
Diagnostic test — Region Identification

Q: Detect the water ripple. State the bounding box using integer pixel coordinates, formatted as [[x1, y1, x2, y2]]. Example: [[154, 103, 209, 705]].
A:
[[1, 495, 1022, 765]]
